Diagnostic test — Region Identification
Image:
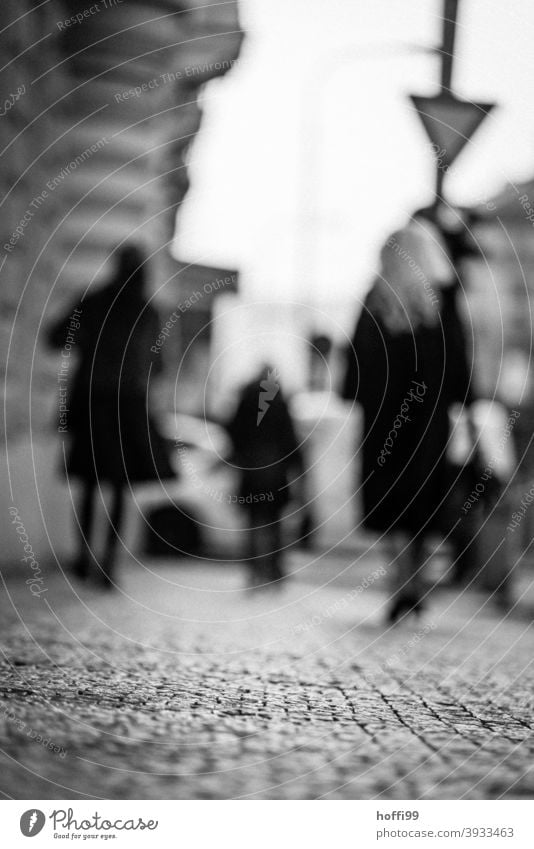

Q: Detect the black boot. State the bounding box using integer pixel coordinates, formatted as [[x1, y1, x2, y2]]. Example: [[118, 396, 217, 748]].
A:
[[71, 554, 90, 581], [386, 595, 424, 625]]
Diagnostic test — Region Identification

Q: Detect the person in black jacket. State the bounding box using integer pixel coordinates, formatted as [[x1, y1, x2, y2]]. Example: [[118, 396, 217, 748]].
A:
[[342, 223, 472, 622], [413, 205, 481, 588], [226, 365, 303, 588], [47, 245, 174, 587]]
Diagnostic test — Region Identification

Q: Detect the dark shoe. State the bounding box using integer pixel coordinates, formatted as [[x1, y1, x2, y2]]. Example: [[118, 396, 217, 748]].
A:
[[98, 555, 117, 590], [386, 596, 424, 625], [98, 570, 116, 591], [71, 555, 90, 581], [386, 598, 404, 625], [410, 599, 425, 619]]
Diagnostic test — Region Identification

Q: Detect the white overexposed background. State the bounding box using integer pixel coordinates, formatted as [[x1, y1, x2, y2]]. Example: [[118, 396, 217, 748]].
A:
[[174, 0, 534, 388]]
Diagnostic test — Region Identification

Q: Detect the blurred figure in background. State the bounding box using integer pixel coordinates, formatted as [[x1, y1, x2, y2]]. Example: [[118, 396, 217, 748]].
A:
[[227, 364, 303, 588], [48, 245, 174, 588], [412, 207, 479, 588], [342, 222, 472, 623]]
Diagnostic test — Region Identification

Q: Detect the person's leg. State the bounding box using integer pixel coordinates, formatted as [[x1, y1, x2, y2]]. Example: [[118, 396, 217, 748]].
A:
[[246, 506, 277, 588], [245, 506, 258, 585], [266, 511, 284, 583], [73, 481, 96, 578], [407, 535, 426, 605], [387, 531, 426, 621], [449, 515, 478, 586], [101, 483, 125, 586], [245, 518, 262, 588], [252, 525, 272, 586]]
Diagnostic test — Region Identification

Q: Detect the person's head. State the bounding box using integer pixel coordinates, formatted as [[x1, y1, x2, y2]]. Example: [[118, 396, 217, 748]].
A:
[[113, 244, 146, 292], [368, 226, 446, 334], [256, 360, 276, 379], [413, 203, 480, 264], [244, 361, 282, 399], [410, 215, 456, 289]]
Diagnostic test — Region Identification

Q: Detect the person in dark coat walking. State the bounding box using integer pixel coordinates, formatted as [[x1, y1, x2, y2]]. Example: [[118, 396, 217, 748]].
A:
[[47, 245, 174, 587], [226, 365, 303, 587], [412, 206, 484, 589], [342, 224, 472, 621]]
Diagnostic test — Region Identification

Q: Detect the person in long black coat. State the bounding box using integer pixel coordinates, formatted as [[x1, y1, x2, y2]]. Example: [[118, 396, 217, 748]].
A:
[[342, 224, 472, 621], [47, 245, 173, 587], [226, 365, 303, 587], [413, 205, 481, 587]]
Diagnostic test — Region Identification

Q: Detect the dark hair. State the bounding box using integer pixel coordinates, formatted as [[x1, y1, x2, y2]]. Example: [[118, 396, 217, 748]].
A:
[[412, 205, 479, 261], [113, 244, 146, 290]]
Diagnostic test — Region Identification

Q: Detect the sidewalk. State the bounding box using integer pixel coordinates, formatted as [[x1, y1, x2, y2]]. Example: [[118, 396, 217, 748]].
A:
[[1, 551, 533, 799]]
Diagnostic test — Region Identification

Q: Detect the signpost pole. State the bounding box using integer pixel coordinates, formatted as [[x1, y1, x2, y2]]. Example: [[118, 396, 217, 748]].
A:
[[440, 0, 460, 94], [436, 0, 460, 199], [410, 0, 494, 204]]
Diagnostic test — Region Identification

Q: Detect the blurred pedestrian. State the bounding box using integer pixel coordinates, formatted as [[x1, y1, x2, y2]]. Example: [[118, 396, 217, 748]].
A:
[[226, 364, 303, 588], [412, 207, 479, 587], [342, 223, 472, 622], [47, 245, 174, 587]]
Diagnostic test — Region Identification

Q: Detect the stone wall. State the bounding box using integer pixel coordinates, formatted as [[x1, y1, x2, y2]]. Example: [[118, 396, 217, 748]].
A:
[[0, 0, 243, 565]]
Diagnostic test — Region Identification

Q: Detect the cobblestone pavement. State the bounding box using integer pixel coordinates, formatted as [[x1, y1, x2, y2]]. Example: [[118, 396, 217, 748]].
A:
[[1, 550, 534, 800]]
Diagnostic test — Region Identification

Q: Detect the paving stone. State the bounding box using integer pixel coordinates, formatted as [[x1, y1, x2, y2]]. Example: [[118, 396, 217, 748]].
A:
[[1, 558, 533, 799]]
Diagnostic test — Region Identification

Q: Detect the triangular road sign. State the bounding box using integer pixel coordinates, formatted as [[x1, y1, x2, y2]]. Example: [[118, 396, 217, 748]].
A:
[[410, 93, 495, 169]]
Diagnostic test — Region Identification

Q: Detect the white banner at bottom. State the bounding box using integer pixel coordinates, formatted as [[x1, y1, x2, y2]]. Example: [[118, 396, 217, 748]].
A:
[[2, 800, 533, 848]]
